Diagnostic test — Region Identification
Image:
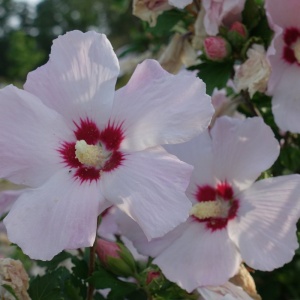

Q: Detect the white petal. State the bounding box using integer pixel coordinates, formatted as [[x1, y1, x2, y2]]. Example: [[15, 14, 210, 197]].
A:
[[4, 170, 108, 260], [154, 222, 241, 292], [265, 0, 300, 28], [0, 189, 24, 215], [24, 31, 119, 129], [271, 65, 300, 133], [0, 85, 72, 187], [211, 117, 279, 191], [101, 146, 192, 239], [118, 211, 190, 257], [112, 59, 214, 152], [228, 175, 300, 271], [164, 131, 215, 199]]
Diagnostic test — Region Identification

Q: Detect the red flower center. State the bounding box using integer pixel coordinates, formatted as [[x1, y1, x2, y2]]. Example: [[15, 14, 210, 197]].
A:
[[58, 118, 124, 183], [191, 182, 239, 231], [282, 27, 300, 65]]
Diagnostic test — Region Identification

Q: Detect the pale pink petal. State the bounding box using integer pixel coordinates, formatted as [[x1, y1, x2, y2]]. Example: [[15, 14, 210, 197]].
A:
[[198, 282, 253, 300], [117, 211, 190, 257], [228, 175, 300, 271], [112, 59, 214, 152], [211, 117, 280, 191], [101, 146, 192, 239], [271, 65, 300, 132], [266, 31, 288, 95], [4, 170, 109, 260], [97, 206, 119, 240], [154, 223, 241, 291], [0, 190, 24, 215], [0, 85, 72, 187], [169, 0, 192, 9], [265, 0, 300, 28], [24, 31, 119, 130], [164, 131, 215, 200]]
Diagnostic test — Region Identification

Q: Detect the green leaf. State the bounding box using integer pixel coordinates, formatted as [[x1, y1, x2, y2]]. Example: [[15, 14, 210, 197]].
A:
[[88, 268, 138, 300], [36, 251, 73, 271], [147, 10, 186, 36], [242, 0, 262, 31], [195, 61, 233, 95], [28, 268, 64, 300]]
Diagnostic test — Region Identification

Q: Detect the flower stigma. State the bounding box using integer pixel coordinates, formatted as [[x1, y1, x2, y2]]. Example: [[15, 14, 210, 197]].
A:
[[75, 140, 108, 168]]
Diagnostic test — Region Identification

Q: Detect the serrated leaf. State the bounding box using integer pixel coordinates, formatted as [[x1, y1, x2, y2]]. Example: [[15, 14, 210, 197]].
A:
[[88, 268, 137, 300], [28, 269, 63, 300], [36, 251, 73, 271], [196, 61, 233, 95], [71, 256, 89, 279], [147, 10, 186, 36]]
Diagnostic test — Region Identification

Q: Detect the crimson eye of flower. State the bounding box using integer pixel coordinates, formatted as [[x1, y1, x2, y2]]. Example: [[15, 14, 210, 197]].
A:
[[191, 182, 239, 231], [59, 118, 124, 183], [282, 27, 300, 65]]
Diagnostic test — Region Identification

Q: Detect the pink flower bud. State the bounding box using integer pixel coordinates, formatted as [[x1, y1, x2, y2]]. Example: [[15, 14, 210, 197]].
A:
[[228, 22, 248, 48], [203, 37, 231, 61], [146, 270, 161, 285], [96, 239, 120, 264], [229, 22, 247, 38], [96, 239, 136, 277]]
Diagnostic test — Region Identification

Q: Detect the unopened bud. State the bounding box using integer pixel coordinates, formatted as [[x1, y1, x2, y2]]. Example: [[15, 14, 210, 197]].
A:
[[203, 36, 231, 61], [96, 239, 136, 277], [228, 22, 248, 47], [146, 270, 161, 285]]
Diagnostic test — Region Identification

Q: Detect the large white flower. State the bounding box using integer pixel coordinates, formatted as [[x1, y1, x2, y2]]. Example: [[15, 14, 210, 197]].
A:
[[266, 0, 300, 132], [120, 116, 300, 291], [0, 31, 214, 260]]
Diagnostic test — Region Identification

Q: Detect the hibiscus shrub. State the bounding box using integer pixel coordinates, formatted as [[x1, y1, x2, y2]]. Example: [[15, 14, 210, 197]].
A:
[[1, 0, 300, 300]]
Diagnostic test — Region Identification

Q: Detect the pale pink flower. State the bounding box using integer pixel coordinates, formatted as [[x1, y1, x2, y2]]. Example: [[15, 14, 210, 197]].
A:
[[202, 0, 246, 36], [0, 31, 214, 260], [121, 116, 300, 291], [266, 0, 300, 133]]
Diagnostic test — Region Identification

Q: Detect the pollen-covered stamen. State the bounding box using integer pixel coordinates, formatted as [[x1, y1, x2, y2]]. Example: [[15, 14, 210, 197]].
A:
[[190, 200, 229, 219], [75, 140, 109, 168]]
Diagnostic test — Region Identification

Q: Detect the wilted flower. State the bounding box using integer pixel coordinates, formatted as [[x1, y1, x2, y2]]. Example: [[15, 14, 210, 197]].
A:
[[266, 0, 300, 132], [132, 0, 192, 26], [0, 31, 214, 260], [121, 117, 300, 291], [159, 33, 199, 74], [0, 258, 30, 300], [234, 44, 271, 97], [202, 0, 246, 36]]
